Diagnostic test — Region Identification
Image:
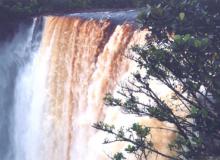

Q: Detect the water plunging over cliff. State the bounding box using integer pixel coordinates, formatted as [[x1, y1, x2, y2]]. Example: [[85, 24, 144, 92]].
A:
[[0, 11, 175, 160]]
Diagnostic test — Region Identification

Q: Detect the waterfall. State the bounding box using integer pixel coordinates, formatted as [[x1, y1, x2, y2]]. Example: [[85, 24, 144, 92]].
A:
[[0, 18, 42, 160], [0, 11, 175, 160]]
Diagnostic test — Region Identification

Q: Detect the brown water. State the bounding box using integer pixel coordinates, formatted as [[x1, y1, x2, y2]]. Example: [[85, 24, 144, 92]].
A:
[[14, 16, 176, 160]]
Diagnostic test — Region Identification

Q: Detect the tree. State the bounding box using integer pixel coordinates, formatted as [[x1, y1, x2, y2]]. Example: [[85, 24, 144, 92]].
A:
[[93, 0, 220, 159], [0, 0, 141, 21]]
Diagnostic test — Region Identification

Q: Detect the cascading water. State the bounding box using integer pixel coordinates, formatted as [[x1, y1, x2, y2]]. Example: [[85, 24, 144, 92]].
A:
[[13, 18, 53, 160], [0, 18, 42, 160], [0, 11, 175, 160]]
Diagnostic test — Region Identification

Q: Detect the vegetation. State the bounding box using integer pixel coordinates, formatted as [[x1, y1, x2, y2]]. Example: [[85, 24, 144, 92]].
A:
[[0, 0, 147, 21], [93, 0, 220, 159]]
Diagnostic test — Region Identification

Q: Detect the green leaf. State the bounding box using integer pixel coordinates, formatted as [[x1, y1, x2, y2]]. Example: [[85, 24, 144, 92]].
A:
[[183, 34, 191, 42], [194, 40, 202, 48], [201, 109, 208, 118], [174, 35, 181, 41], [113, 153, 126, 160], [191, 106, 199, 115], [125, 145, 136, 153], [179, 12, 185, 21], [202, 38, 209, 46]]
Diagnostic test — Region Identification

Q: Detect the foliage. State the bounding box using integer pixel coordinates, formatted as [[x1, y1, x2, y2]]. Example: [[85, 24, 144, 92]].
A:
[[0, 0, 146, 21], [93, 0, 220, 160]]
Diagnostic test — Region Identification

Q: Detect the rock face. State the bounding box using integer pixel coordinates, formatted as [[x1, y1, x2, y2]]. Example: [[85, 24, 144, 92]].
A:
[[0, 19, 32, 42]]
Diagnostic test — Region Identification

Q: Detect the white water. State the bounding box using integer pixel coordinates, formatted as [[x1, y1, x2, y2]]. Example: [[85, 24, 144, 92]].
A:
[[0, 19, 43, 160], [0, 13, 176, 160], [13, 19, 49, 160]]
